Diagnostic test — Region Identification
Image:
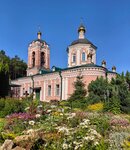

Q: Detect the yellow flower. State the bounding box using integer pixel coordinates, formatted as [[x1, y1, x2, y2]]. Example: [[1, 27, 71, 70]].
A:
[[87, 102, 104, 112]]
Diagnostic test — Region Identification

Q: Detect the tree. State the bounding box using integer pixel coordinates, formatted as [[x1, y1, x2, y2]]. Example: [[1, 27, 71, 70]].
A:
[[126, 71, 130, 90], [68, 75, 87, 108], [87, 77, 109, 104], [10, 55, 27, 79], [0, 62, 9, 97], [0, 50, 27, 97]]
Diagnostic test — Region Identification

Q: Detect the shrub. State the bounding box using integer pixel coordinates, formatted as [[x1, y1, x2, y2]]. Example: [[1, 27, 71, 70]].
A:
[[109, 131, 129, 150], [0, 118, 6, 132], [87, 102, 104, 112], [90, 115, 110, 136], [122, 136, 130, 149], [0, 98, 26, 117]]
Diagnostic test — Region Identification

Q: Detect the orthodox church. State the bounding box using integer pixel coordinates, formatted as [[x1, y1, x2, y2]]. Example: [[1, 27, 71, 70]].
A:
[[11, 24, 117, 101]]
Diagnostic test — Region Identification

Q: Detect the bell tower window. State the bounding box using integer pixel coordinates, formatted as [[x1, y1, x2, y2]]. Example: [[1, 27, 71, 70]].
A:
[[82, 52, 86, 61], [32, 52, 35, 67], [41, 52, 45, 67], [72, 54, 76, 63]]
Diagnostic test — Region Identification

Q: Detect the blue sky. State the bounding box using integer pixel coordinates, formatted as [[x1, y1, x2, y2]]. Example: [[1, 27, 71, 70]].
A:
[[0, 0, 130, 73]]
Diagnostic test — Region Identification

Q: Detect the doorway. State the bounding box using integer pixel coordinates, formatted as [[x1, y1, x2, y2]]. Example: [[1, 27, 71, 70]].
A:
[[35, 88, 41, 100]]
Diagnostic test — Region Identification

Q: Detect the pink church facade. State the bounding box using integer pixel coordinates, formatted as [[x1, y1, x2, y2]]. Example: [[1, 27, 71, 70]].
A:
[[11, 25, 116, 101]]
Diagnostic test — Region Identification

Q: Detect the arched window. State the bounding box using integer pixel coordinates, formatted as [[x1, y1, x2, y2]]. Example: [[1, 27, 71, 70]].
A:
[[72, 54, 76, 63], [82, 52, 86, 61], [41, 52, 45, 66], [32, 52, 35, 67]]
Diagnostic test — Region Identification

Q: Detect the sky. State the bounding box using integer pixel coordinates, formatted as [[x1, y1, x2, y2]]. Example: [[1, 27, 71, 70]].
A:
[[0, 0, 130, 73]]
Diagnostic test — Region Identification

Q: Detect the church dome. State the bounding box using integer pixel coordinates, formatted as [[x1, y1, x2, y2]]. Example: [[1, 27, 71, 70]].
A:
[[78, 24, 86, 33], [69, 24, 97, 49], [30, 31, 49, 45]]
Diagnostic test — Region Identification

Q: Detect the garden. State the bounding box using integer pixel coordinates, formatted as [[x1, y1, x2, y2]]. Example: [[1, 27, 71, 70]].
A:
[[0, 98, 130, 150], [0, 72, 130, 150]]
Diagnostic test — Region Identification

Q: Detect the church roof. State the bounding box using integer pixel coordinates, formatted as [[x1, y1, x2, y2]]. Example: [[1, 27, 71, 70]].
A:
[[33, 39, 48, 45], [70, 38, 97, 49]]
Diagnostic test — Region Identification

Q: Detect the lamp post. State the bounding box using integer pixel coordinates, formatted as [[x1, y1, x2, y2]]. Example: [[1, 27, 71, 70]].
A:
[[31, 75, 34, 101]]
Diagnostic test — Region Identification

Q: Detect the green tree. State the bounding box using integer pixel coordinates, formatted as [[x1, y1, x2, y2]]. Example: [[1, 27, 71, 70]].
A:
[[126, 71, 130, 90], [10, 55, 27, 79], [87, 77, 109, 104], [68, 75, 87, 108], [0, 50, 27, 97], [0, 62, 9, 97]]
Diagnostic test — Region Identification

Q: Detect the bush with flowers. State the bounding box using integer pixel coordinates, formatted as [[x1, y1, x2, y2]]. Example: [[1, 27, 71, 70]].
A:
[[87, 102, 104, 112]]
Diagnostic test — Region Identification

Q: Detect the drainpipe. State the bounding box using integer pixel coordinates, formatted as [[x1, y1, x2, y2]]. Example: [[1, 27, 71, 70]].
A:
[[31, 75, 34, 100], [59, 71, 62, 100]]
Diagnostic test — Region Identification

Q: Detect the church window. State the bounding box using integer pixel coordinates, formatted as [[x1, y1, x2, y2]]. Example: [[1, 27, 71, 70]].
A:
[[48, 85, 51, 96], [82, 52, 86, 61], [32, 52, 35, 67], [41, 52, 45, 66], [56, 84, 60, 96], [72, 54, 76, 63]]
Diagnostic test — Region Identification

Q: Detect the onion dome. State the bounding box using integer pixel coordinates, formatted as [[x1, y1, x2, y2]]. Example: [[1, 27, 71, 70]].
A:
[[37, 31, 42, 40], [102, 60, 106, 65], [112, 66, 116, 72], [78, 24, 86, 33]]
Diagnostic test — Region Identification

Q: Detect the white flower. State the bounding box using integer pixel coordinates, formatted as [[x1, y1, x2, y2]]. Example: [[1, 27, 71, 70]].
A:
[[37, 105, 42, 108], [84, 135, 95, 141], [26, 129, 34, 134], [83, 119, 90, 124], [62, 143, 68, 149], [67, 113, 76, 120], [29, 120, 35, 126], [47, 109, 52, 113], [89, 129, 98, 135], [25, 107, 30, 111], [60, 113, 63, 116], [57, 126, 70, 135], [50, 105, 56, 108], [35, 114, 41, 118], [74, 145, 79, 150], [84, 136, 89, 141], [89, 135, 95, 140], [94, 141, 99, 146]]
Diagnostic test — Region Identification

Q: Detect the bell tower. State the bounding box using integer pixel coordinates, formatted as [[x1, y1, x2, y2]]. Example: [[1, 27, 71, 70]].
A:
[[27, 31, 50, 76]]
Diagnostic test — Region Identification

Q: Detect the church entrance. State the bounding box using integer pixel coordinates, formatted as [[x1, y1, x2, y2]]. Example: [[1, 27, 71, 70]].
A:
[[35, 88, 41, 100]]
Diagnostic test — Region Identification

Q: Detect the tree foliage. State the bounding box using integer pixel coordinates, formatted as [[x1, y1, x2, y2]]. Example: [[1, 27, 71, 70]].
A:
[[0, 50, 27, 97], [88, 72, 130, 114], [0, 62, 9, 97], [0, 50, 27, 80], [68, 75, 87, 108], [87, 77, 109, 104]]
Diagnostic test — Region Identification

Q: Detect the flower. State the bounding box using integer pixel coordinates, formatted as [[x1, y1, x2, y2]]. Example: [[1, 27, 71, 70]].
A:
[[29, 120, 35, 126], [50, 105, 57, 108], [46, 109, 52, 113], [79, 119, 90, 128], [37, 105, 43, 108], [62, 143, 68, 149], [56, 126, 70, 135], [94, 141, 99, 146], [35, 114, 41, 118], [67, 113, 76, 120], [24, 107, 30, 111]]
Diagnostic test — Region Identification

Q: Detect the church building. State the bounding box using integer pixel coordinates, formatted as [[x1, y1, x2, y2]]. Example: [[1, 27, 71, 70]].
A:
[[11, 24, 117, 101]]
